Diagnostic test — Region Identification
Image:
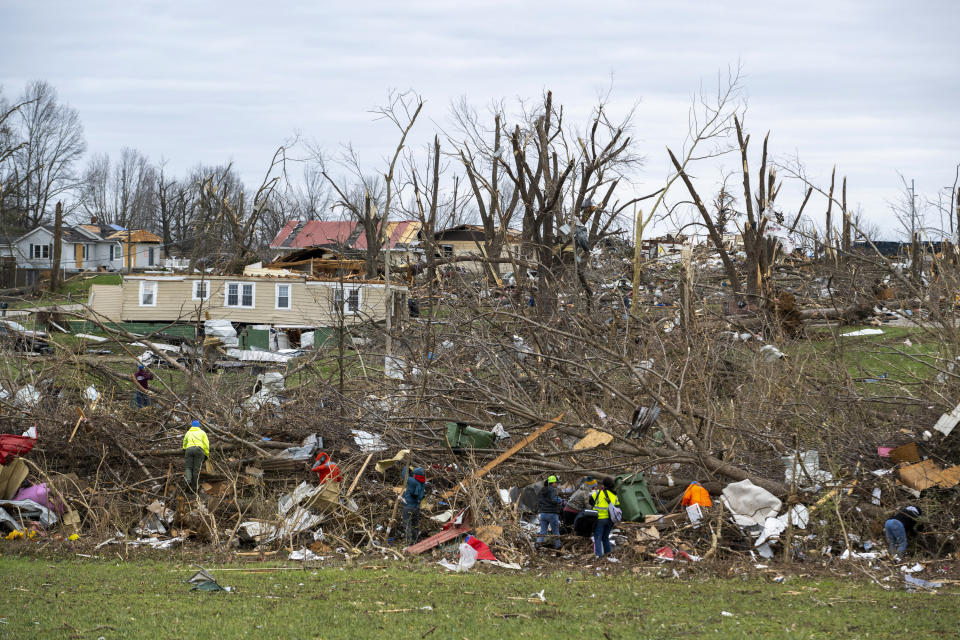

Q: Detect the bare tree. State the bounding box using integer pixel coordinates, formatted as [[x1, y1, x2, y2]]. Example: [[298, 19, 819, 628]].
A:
[[489, 90, 643, 309], [321, 91, 424, 278], [449, 103, 519, 282], [191, 148, 286, 274], [633, 67, 744, 305], [7, 81, 85, 228]]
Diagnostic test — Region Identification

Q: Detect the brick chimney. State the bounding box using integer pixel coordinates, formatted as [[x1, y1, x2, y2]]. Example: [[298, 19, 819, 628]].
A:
[[90, 216, 98, 225]]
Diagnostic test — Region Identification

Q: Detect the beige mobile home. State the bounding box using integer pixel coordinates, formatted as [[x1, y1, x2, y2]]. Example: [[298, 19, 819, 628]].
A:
[[88, 274, 407, 327]]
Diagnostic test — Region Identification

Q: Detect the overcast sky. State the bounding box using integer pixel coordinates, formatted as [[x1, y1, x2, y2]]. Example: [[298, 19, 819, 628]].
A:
[[3, 0, 958, 238]]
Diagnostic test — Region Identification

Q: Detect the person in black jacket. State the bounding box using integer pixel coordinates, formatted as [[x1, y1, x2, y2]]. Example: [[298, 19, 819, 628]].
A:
[[885, 505, 922, 560], [537, 475, 563, 550]]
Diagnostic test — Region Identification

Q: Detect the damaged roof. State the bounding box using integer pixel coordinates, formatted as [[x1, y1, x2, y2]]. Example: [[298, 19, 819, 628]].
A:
[[270, 220, 422, 251]]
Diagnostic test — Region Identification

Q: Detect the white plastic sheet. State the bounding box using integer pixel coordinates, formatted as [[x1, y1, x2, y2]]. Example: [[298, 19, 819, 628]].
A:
[[841, 328, 884, 337], [83, 385, 100, 405], [721, 479, 782, 528], [225, 349, 297, 363], [352, 430, 387, 452], [439, 542, 478, 572], [205, 320, 238, 347], [14, 385, 40, 408]]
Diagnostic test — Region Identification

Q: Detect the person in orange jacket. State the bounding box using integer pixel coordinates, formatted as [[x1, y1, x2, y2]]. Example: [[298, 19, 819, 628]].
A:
[[681, 481, 712, 508]]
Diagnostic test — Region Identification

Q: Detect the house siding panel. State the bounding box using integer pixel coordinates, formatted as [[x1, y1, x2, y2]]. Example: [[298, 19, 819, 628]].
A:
[[115, 276, 403, 326]]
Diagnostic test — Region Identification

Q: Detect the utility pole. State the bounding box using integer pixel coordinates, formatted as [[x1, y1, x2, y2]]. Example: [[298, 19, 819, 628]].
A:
[[910, 179, 916, 240], [910, 179, 921, 285], [50, 201, 63, 292], [380, 198, 392, 368]]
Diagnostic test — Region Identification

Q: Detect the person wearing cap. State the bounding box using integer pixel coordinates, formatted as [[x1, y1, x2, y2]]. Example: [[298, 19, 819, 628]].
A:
[[885, 505, 922, 560], [537, 475, 563, 550], [182, 420, 209, 493], [562, 476, 597, 529], [590, 476, 620, 558], [400, 466, 426, 544], [132, 364, 154, 408]]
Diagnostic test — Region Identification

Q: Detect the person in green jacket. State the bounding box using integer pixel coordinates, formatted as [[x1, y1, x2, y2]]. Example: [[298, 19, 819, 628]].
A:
[[182, 420, 210, 493]]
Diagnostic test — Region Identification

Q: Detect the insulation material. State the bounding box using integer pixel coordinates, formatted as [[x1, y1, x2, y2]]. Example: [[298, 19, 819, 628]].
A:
[[375, 449, 410, 474], [573, 428, 614, 451]]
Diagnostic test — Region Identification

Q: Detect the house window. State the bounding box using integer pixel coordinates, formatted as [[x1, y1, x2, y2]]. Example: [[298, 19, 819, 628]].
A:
[[442, 244, 454, 258], [30, 244, 50, 259], [334, 286, 361, 314], [275, 283, 291, 310], [225, 282, 255, 308], [192, 280, 210, 301], [83, 244, 90, 260], [148, 247, 155, 266], [139, 281, 157, 307]]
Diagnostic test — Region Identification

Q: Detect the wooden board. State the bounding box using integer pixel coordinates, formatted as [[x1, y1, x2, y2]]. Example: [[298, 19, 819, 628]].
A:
[[899, 459, 946, 491], [889, 443, 920, 464], [0, 458, 28, 500]]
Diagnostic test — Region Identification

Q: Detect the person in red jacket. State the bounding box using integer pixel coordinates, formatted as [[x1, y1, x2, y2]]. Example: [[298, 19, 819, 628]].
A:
[[311, 452, 342, 484]]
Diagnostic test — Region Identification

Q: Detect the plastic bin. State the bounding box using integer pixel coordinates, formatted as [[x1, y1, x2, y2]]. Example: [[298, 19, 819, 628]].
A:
[[614, 471, 658, 521], [445, 422, 495, 450]]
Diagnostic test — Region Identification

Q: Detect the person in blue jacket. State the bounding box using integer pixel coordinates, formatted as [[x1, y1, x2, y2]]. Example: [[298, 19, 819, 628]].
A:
[[401, 466, 426, 544]]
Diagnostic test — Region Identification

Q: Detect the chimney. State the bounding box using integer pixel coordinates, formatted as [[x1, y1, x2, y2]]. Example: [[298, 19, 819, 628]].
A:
[[90, 216, 98, 225]]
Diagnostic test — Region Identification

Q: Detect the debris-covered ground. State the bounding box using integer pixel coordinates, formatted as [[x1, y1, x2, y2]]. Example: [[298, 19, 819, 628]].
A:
[[1, 245, 959, 600]]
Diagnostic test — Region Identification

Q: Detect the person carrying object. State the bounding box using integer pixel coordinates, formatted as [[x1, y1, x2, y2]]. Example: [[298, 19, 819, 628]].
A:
[[537, 475, 563, 550], [885, 505, 922, 560], [562, 476, 597, 529], [590, 476, 620, 558], [182, 420, 209, 494], [401, 466, 426, 545]]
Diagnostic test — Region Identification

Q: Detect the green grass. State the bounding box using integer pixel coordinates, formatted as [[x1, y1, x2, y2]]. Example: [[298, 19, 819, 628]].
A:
[[0, 555, 957, 639], [7, 273, 121, 309], [793, 326, 942, 382]]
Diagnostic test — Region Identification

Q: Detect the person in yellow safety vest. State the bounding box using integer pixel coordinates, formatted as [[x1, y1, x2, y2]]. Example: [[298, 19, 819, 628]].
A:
[[182, 420, 210, 493], [590, 476, 620, 558]]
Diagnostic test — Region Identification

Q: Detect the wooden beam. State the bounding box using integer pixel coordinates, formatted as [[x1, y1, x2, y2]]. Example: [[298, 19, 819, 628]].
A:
[[345, 453, 374, 497], [440, 412, 565, 500]]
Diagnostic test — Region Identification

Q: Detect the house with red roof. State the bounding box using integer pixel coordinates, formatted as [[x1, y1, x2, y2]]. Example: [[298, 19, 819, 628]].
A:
[[269, 220, 424, 267]]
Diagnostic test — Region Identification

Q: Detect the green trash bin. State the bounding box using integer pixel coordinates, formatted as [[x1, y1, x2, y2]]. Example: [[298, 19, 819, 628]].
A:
[[614, 471, 658, 521], [445, 422, 496, 450]]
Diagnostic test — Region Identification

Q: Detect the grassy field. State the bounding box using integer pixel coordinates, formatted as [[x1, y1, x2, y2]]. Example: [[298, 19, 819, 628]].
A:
[[8, 273, 122, 309], [0, 555, 957, 639], [794, 325, 943, 383]]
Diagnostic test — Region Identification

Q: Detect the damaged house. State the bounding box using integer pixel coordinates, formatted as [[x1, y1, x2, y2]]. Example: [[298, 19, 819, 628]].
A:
[[85, 270, 408, 348]]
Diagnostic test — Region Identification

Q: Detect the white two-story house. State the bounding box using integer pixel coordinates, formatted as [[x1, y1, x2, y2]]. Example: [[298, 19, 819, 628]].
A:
[[12, 222, 164, 273]]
